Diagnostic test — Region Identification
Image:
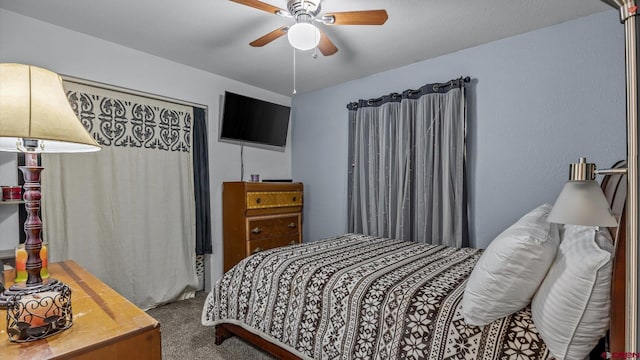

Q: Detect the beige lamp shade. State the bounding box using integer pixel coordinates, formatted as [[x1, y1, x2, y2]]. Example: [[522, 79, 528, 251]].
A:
[[0, 63, 100, 153], [547, 180, 617, 227]]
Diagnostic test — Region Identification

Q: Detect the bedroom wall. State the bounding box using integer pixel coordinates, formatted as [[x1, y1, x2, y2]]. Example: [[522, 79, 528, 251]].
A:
[[0, 9, 291, 289], [291, 10, 627, 249]]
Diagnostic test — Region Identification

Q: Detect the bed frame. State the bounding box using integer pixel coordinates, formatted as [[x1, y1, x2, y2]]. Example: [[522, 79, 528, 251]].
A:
[[602, 160, 627, 353], [215, 161, 629, 358]]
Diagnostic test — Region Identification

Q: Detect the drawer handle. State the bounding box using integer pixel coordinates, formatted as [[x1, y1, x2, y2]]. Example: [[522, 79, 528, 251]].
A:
[[288, 223, 296, 229], [289, 240, 297, 246], [292, 196, 297, 202], [251, 227, 262, 234], [252, 247, 263, 254], [255, 198, 261, 204]]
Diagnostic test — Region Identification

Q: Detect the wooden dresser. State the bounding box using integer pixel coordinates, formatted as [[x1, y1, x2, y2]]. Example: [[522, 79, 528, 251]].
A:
[[0, 260, 161, 360], [223, 181, 303, 272]]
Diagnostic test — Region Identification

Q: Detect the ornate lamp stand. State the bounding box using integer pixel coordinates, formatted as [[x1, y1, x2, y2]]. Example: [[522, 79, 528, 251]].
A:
[[0, 152, 73, 342]]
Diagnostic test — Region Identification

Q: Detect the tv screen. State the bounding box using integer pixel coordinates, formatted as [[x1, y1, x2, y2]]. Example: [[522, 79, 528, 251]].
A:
[[220, 91, 291, 149]]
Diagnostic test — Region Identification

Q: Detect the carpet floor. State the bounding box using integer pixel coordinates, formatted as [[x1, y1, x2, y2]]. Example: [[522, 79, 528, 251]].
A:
[[146, 291, 275, 360]]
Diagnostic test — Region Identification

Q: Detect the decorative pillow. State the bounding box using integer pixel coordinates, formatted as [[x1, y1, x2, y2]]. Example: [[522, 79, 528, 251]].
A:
[[531, 224, 613, 360], [462, 204, 560, 326]]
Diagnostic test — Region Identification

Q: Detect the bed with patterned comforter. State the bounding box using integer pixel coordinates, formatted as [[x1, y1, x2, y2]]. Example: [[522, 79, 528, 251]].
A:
[[202, 233, 551, 360]]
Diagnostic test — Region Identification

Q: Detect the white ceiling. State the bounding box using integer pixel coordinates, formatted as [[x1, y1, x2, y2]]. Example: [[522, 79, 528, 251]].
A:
[[0, 0, 611, 96]]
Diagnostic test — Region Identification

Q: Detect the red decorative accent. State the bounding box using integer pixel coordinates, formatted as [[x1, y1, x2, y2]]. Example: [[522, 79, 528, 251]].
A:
[[2, 186, 22, 200], [630, 5, 638, 14]]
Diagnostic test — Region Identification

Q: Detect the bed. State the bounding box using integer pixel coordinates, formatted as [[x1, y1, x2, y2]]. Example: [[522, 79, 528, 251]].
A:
[[202, 163, 627, 359]]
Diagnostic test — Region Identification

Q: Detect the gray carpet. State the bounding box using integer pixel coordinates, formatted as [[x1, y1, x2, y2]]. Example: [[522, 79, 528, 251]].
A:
[[146, 291, 275, 360]]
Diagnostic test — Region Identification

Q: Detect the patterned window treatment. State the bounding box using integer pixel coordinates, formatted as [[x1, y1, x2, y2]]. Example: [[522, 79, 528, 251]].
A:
[[347, 78, 469, 247], [41, 80, 198, 310]]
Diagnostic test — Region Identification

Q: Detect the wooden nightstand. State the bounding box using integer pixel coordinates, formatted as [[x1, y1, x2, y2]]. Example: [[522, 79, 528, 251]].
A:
[[0, 260, 161, 359], [223, 181, 303, 272]]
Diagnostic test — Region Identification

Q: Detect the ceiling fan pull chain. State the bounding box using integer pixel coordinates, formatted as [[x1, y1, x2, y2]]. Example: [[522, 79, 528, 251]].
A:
[[313, 26, 319, 59], [293, 47, 297, 94]]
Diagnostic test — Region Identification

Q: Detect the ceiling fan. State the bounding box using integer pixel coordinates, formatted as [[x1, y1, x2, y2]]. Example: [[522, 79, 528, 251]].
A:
[[230, 0, 389, 56]]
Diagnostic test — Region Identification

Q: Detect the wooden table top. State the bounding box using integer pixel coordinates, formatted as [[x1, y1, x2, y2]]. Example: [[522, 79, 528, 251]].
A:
[[0, 260, 160, 359]]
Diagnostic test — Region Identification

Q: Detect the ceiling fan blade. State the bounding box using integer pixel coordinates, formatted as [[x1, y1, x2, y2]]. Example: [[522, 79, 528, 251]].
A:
[[229, 0, 286, 15], [322, 10, 388, 25], [318, 30, 338, 56], [250, 26, 288, 47]]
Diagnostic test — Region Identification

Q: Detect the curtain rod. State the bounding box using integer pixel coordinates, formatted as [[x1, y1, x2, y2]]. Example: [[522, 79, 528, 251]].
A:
[[347, 76, 471, 110], [433, 76, 471, 91], [62, 74, 208, 110]]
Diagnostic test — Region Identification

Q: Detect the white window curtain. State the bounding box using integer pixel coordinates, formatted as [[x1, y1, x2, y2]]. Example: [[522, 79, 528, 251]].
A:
[[41, 80, 198, 310], [347, 78, 469, 247]]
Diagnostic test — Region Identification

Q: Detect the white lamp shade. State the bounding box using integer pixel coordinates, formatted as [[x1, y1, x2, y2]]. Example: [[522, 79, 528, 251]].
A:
[[547, 180, 617, 227], [287, 23, 321, 51], [0, 63, 100, 153]]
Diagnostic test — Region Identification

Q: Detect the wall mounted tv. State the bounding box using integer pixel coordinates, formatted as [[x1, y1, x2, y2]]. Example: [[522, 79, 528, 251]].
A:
[[219, 91, 291, 150]]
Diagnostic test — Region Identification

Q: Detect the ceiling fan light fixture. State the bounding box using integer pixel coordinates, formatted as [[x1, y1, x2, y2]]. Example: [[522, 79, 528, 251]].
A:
[[287, 22, 320, 51]]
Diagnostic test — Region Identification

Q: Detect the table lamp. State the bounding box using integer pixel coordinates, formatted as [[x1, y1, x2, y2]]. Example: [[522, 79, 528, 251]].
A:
[[0, 63, 100, 342]]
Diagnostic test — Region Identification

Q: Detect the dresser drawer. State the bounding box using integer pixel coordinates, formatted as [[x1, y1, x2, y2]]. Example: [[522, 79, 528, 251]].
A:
[[247, 236, 300, 256], [246, 191, 303, 209], [247, 214, 300, 241]]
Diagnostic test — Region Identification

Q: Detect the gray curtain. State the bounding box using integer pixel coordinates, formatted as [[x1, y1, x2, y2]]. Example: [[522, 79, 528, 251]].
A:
[[193, 107, 212, 256], [347, 78, 469, 247]]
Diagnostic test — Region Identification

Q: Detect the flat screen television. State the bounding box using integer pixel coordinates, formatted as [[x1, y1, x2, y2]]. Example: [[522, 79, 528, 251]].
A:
[[220, 91, 291, 150]]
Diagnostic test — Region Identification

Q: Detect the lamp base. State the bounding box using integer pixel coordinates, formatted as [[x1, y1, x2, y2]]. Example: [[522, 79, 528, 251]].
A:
[[1, 278, 73, 342], [0, 278, 57, 307]]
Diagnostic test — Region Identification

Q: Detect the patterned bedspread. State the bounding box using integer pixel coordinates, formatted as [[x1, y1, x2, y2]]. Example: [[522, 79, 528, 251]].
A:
[[202, 234, 551, 360]]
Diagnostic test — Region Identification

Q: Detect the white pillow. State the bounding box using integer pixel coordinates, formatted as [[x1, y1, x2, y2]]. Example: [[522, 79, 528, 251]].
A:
[[532, 224, 613, 360], [462, 204, 559, 326]]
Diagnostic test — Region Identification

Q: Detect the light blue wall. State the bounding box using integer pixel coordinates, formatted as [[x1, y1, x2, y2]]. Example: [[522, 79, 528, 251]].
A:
[[291, 10, 626, 249]]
